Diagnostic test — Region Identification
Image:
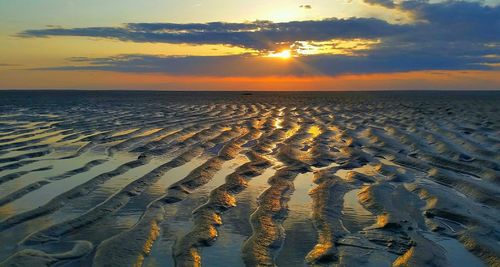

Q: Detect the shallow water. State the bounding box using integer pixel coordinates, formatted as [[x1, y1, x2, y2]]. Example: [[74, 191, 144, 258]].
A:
[[0, 91, 498, 266], [342, 189, 375, 233]]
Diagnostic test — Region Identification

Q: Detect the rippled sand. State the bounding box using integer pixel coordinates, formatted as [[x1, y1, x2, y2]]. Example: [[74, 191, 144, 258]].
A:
[[0, 91, 498, 267]]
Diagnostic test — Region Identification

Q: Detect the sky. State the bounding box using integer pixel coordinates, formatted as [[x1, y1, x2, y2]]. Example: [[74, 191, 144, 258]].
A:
[[0, 0, 499, 90]]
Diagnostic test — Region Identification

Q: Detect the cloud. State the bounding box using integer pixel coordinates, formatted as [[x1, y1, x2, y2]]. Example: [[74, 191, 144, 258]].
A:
[[35, 47, 498, 77], [0, 63, 20, 67], [363, 0, 395, 8], [19, 0, 500, 75], [18, 1, 499, 47], [18, 18, 406, 51]]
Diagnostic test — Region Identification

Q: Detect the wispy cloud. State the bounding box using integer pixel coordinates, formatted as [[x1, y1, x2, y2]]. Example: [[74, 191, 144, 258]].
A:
[[0, 63, 18, 66], [362, 0, 396, 8]]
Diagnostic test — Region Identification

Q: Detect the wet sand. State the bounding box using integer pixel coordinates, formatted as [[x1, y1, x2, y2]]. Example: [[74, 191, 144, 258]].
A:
[[0, 91, 498, 267]]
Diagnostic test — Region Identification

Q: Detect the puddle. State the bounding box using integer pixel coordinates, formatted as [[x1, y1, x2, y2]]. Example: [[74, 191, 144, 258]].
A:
[[422, 232, 486, 267], [342, 189, 375, 233], [276, 172, 317, 266]]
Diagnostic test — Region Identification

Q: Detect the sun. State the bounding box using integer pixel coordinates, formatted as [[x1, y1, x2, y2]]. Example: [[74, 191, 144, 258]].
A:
[[267, 49, 292, 59]]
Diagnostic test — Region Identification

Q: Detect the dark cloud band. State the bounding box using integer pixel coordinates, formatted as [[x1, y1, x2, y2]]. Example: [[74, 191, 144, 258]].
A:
[[19, 18, 407, 51]]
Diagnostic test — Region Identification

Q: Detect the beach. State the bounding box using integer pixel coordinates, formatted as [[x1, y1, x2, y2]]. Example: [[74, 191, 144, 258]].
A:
[[0, 91, 498, 267]]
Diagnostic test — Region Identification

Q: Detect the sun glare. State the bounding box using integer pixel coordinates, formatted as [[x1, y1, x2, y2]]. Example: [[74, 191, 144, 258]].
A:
[[267, 50, 292, 59]]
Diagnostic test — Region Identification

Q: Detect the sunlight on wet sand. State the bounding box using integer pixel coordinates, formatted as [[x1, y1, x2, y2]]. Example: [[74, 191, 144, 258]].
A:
[[0, 91, 498, 267]]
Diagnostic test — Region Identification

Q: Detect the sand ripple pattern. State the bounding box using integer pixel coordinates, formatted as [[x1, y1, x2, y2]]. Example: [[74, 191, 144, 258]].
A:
[[0, 91, 498, 267]]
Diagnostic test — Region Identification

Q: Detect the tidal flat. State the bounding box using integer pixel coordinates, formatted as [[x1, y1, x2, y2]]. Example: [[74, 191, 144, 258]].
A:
[[0, 91, 498, 267]]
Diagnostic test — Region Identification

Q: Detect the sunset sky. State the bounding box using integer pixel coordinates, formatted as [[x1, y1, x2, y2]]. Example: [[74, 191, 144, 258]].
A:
[[1, 0, 499, 90]]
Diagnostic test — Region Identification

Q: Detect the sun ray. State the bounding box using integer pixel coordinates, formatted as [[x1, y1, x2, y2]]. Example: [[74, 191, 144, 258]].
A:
[[266, 49, 292, 59]]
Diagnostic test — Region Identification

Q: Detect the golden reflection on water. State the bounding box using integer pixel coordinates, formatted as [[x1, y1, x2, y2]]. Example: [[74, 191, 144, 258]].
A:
[[135, 220, 161, 267], [336, 164, 376, 181], [274, 118, 284, 129], [151, 129, 181, 141], [221, 192, 237, 208], [285, 124, 300, 139], [177, 132, 198, 142], [43, 130, 67, 143], [328, 125, 340, 133], [392, 246, 416, 266], [307, 125, 321, 138], [190, 249, 202, 267], [208, 225, 218, 239], [134, 128, 163, 137], [306, 241, 334, 263], [210, 213, 223, 226], [111, 128, 140, 137], [375, 213, 391, 228]]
